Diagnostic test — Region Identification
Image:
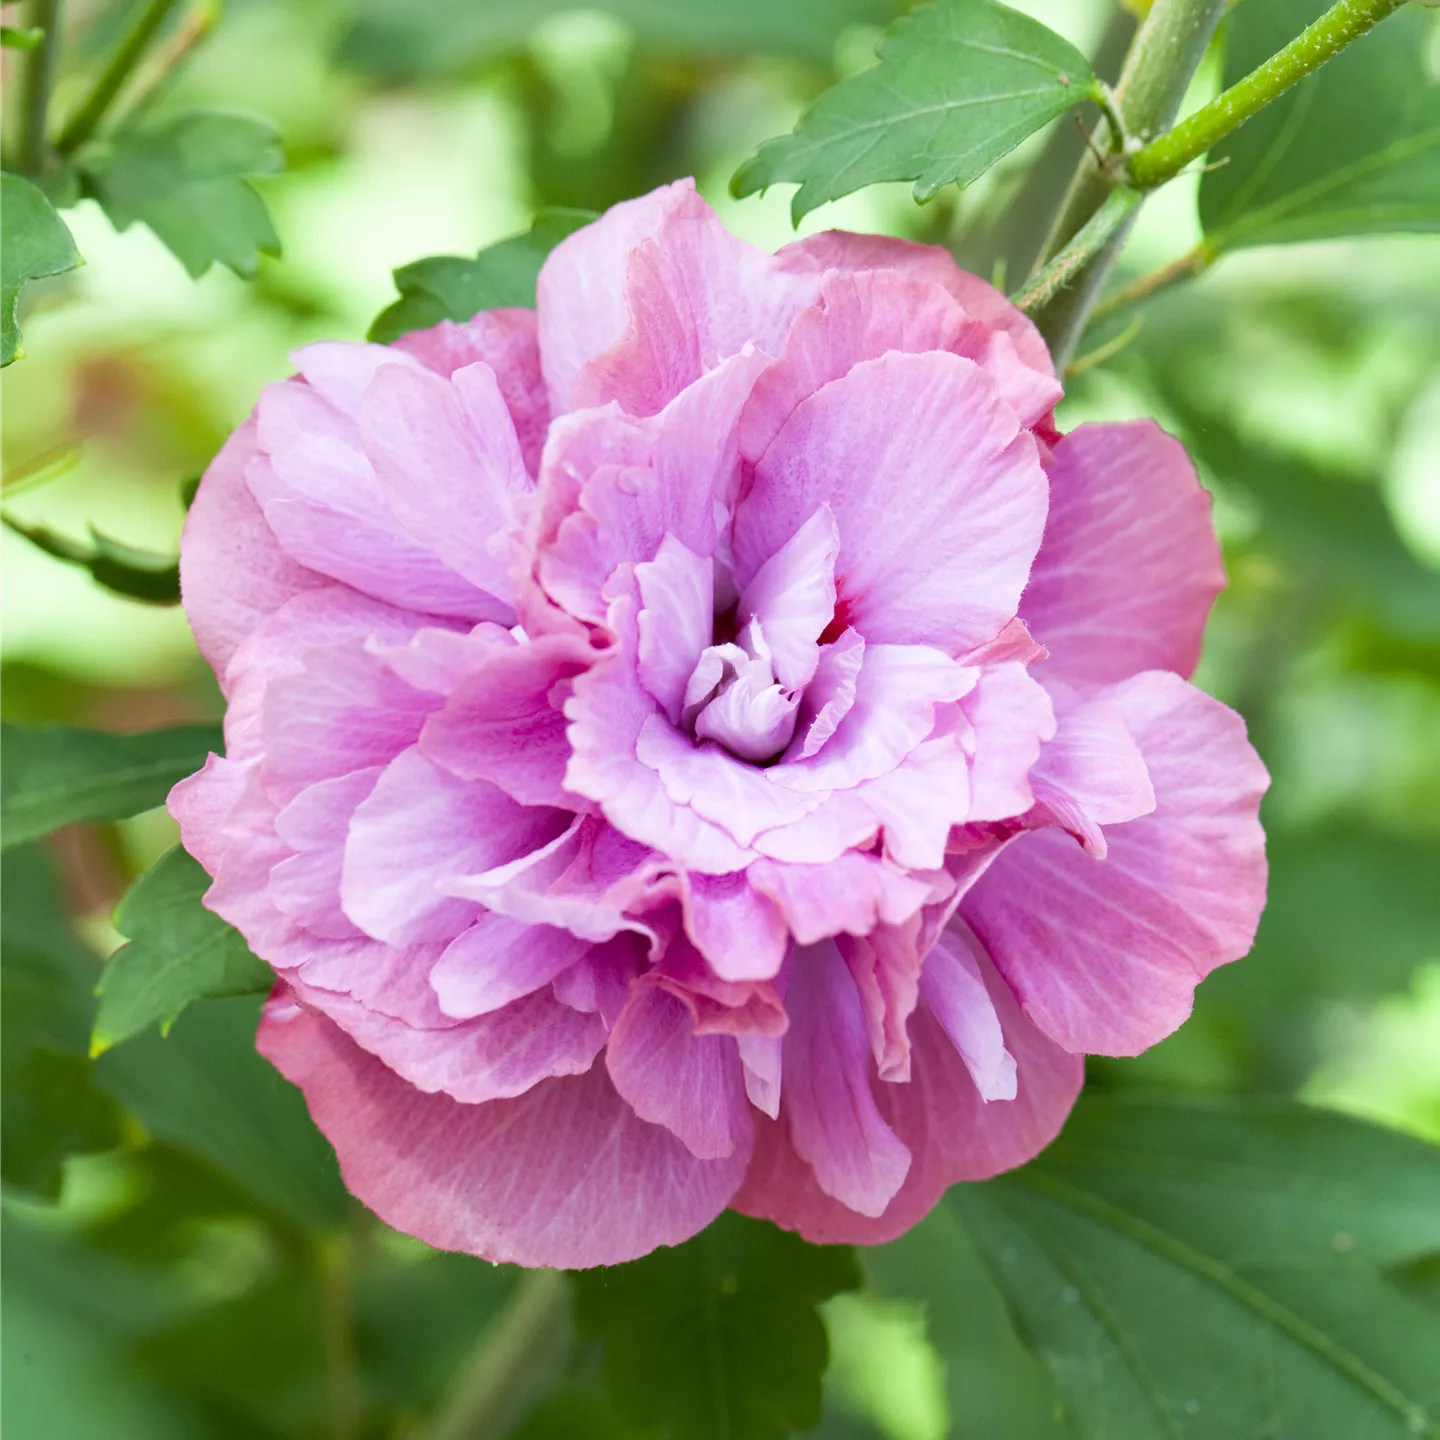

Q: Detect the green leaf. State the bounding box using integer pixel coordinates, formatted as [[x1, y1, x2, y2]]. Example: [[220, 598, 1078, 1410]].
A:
[[1, 846, 122, 1197], [80, 110, 283, 279], [731, 0, 1097, 223], [957, 1095, 1440, 1440], [339, 0, 895, 78], [571, 1211, 860, 1440], [1, 720, 222, 849], [1200, 0, 1440, 250], [94, 847, 271, 1053], [92, 994, 349, 1231], [2, 511, 180, 603], [1, 25, 46, 49], [1, 171, 81, 366], [368, 208, 596, 343]]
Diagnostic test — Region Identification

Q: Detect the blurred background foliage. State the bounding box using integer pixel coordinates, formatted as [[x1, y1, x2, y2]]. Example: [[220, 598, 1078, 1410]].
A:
[[2, 0, 1438, 1436]]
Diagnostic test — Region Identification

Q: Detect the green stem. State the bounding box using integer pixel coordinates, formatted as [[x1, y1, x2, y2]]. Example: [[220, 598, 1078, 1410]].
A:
[[427, 1270, 570, 1440], [1031, 0, 1228, 368], [12, 0, 62, 174], [55, 0, 179, 155], [1091, 239, 1214, 319], [1128, 0, 1408, 190], [1013, 186, 1141, 314], [317, 1232, 361, 1440]]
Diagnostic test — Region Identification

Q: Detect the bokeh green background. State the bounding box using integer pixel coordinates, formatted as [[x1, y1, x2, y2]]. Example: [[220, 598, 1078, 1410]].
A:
[[3, 1, 1438, 1436]]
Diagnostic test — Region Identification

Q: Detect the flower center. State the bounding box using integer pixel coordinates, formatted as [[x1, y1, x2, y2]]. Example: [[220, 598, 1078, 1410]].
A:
[[681, 618, 800, 764]]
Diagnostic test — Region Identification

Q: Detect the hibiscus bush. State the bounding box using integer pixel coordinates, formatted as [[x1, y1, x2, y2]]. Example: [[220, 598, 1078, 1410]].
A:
[[3, 0, 1439, 1436]]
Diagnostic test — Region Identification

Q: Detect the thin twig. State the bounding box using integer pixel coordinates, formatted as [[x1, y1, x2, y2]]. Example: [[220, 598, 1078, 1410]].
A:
[[109, 0, 217, 130], [1066, 313, 1145, 378], [1092, 242, 1213, 319]]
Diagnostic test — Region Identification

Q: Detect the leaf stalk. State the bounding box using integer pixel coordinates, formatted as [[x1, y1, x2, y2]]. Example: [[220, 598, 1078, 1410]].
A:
[[1013, 186, 1141, 313]]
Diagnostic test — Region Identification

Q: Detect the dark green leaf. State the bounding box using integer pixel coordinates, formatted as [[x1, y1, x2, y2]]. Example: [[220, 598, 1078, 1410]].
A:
[[1200, 0, 1440, 249], [1, 846, 122, 1197], [94, 847, 271, 1053], [1, 25, 46, 48], [339, 0, 895, 78], [957, 1095, 1440, 1440], [2, 510, 180, 603], [572, 1211, 860, 1440], [732, 0, 1097, 223], [93, 995, 349, 1231], [1, 171, 81, 366], [81, 110, 283, 279], [1, 720, 222, 849], [368, 208, 596, 343], [866, 1204, 1064, 1439]]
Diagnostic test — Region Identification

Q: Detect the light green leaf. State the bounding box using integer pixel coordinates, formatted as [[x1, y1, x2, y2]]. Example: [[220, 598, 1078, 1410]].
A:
[[80, 110, 283, 278], [732, 0, 1097, 223], [94, 847, 271, 1053], [957, 1095, 1440, 1439], [1, 171, 81, 366], [571, 1211, 860, 1440], [2, 511, 180, 603], [368, 208, 596, 343], [1, 721, 221, 849], [93, 995, 349, 1230], [339, 0, 896, 77], [1200, 0, 1440, 249]]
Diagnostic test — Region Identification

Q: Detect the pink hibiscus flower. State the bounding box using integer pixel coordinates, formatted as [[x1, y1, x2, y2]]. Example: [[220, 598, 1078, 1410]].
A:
[[170, 179, 1268, 1268]]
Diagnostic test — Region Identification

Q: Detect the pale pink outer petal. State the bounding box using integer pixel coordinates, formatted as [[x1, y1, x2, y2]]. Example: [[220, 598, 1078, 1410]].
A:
[[778, 943, 912, 1217], [679, 870, 789, 982], [606, 983, 754, 1160], [962, 670, 1269, 1056], [537, 179, 697, 414], [179, 417, 326, 686], [572, 186, 822, 416], [393, 309, 550, 476], [732, 948, 1082, 1245], [258, 990, 749, 1267], [1022, 422, 1225, 684], [733, 351, 1047, 652], [920, 924, 1016, 1101], [361, 361, 528, 605], [777, 227, 1059, 411], [169, 753, 249, 873]]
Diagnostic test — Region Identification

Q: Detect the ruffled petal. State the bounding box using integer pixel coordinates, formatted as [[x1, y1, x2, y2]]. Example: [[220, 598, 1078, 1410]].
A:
[[962, 670, 1269, 1056], [733, 351, 1047, 651], [258, 990, 747, 1267], [1022, 422, 1225, 684]]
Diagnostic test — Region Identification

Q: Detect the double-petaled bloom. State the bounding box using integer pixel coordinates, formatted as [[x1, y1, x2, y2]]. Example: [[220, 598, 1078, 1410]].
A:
[[172, 181, 1268, 1267]]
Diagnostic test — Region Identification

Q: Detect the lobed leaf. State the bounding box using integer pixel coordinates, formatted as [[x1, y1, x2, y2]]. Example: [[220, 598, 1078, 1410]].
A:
[[368, 208, 596, 342], [732, 0, 1097, 223], [1, 720, 222, 849], [1, 171, 82, 366], [571, 1211, 860, 1440], [1200, 0, 1440, 250], [80, 110, 283, 279], [94, 847, 271, 1053], [93, 995, 349, 1230], [958, 1095, 1440, 1439]]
